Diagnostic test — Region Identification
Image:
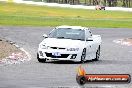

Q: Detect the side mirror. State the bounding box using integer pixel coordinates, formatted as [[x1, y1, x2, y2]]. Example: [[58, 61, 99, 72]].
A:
[[86, 38, 93, 41], [43, 34, 48, 38]]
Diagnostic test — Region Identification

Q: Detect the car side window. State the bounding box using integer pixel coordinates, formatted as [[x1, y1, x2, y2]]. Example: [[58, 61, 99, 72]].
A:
[[86, 29, 92, 39], [89, 30, 92, 37]]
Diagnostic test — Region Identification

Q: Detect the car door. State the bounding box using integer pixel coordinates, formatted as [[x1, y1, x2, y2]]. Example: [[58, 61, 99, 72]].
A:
[[85, 29, 95, 60]]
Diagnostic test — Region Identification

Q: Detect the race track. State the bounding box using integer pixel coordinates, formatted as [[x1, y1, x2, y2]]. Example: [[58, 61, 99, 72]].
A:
[[0, 26, 132, 88]]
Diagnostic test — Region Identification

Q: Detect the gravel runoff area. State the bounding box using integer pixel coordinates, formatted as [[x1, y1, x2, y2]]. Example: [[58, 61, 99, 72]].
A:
[[11, 0, 132, 12], [113, 38, 132, 46], [0, 38, 31, 65]]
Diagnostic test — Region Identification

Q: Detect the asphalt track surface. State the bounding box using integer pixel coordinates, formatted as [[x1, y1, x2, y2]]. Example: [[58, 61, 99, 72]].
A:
[[0, 26, 132, 88]]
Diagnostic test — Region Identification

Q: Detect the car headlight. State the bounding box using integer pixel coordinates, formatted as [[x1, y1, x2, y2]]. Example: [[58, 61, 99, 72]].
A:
[[67, 48, 79, 51], [40, 44, 49, 49]]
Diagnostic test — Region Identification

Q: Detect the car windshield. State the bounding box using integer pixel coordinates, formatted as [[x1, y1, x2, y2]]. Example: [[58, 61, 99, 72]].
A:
[[48, 28, 85, 41]]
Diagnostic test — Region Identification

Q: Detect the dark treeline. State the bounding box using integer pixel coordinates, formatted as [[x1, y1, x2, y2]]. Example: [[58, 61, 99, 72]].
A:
[[46, 0, 132, 7], [25, 0, 132, 7]]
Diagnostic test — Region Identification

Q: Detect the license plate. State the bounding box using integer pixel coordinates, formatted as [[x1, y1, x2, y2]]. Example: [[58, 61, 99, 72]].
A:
[[52, 52, 61, 56]]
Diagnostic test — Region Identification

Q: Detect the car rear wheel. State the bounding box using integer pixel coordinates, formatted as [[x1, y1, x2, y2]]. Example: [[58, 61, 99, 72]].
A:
[[80, 48, 86, 63], [93, 46, 100, 61], [37, 53, 46, 63]]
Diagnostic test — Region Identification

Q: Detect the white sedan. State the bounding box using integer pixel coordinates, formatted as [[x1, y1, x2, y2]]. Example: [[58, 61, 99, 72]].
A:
[[37, 26, 102, 63]]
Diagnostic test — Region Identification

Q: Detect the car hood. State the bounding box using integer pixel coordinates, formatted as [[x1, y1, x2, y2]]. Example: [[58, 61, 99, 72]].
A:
[[40, 38, 85, 48]]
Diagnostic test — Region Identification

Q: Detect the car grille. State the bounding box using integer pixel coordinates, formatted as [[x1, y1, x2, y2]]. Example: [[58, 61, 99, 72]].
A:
[[50, 47, 65, 49], [45, 52, 69, 58]]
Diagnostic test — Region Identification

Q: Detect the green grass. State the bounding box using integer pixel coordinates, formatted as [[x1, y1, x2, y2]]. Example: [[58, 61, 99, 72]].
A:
[[0, 2, 132, 28]]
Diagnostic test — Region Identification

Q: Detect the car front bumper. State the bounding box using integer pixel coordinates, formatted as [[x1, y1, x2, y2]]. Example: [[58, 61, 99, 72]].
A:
[[38, 48, 82, 62]]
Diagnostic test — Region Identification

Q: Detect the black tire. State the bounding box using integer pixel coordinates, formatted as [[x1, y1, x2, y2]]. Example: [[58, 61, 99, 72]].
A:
[[93, 46, 100, 61], [37, 53, 46, 63], [80, 48, 86, 63]]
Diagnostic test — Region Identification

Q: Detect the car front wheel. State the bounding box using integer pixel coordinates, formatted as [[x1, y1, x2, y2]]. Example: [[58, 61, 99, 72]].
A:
[[80, 48, 86, 63], [37, 53, 46, 63]]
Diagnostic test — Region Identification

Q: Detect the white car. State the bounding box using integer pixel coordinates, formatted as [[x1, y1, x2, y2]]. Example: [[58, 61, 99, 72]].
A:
[[37, 26, 102, 63]]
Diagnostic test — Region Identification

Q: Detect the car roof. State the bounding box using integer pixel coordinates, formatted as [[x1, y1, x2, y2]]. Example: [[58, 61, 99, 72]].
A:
[[56, 25, 87, 30]]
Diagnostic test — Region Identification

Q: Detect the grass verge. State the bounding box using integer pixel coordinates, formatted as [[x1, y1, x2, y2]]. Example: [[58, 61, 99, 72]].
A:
[[0, 2, 132, 28]]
